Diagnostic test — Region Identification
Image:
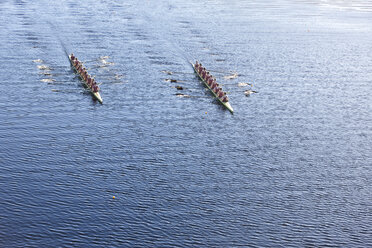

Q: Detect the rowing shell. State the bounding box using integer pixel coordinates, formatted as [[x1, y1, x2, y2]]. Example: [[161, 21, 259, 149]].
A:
[[68, 55, 103, 104], [191, 62, 234, 113]]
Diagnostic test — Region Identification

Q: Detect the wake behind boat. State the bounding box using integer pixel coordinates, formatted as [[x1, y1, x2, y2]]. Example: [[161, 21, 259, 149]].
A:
[[191, 61, 233, 113], [69, 53, 103, 103]]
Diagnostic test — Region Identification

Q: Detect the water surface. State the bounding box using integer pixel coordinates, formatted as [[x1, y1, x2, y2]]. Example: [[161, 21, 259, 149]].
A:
[[0, 0, 371, 247]]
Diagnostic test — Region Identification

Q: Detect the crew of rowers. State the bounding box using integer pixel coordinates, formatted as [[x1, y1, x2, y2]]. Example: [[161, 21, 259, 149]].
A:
[[194, 61, 229, 103], [70, 54, 100, 93]]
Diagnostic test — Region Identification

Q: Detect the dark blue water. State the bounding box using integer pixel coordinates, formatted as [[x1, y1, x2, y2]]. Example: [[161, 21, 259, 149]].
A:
[[1, 0, 371, 247]]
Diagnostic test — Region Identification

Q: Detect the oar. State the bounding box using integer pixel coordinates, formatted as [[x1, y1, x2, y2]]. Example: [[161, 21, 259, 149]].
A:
[[81, 57, 108, 63], [175, 93, 215, 99], [171, 86, 210, 91], [164, 77, 205, 82], [223, 90, 258, 94], [216, 82, 253, 87], [51, 89, 77, 93], [161, 70, 194, 75], [164, 78, 194, 83], [208, 69, 238, 74]]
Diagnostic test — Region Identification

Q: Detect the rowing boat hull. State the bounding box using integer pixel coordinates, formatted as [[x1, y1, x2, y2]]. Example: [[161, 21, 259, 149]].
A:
[[191, 63, 234, 113], [69, 55, 103, 104]]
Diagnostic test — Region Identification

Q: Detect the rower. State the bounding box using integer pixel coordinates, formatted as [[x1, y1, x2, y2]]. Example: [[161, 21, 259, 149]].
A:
[[222, 95, 229, 102], [218, 91, 224, 98], [208, 73, 214, 82], [202, 70, 207, 79], [195, 61, 199, 68], [198, 66, 203, 74], [207, 78, 213, 86], [205, 72, 210, 80], [71, 54, 75, 60], [92, 85, 99, 93]]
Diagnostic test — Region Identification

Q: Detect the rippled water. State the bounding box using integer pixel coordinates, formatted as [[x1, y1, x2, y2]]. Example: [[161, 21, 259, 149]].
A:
[[0, 0, 371, 247]]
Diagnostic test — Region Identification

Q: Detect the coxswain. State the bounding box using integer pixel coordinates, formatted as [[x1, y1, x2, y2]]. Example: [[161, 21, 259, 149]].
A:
[[222, 95, 229, 102]]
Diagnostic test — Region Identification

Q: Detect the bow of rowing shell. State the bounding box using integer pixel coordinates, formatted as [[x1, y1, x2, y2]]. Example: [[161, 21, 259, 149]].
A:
[[69, 55, 103, 104]]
